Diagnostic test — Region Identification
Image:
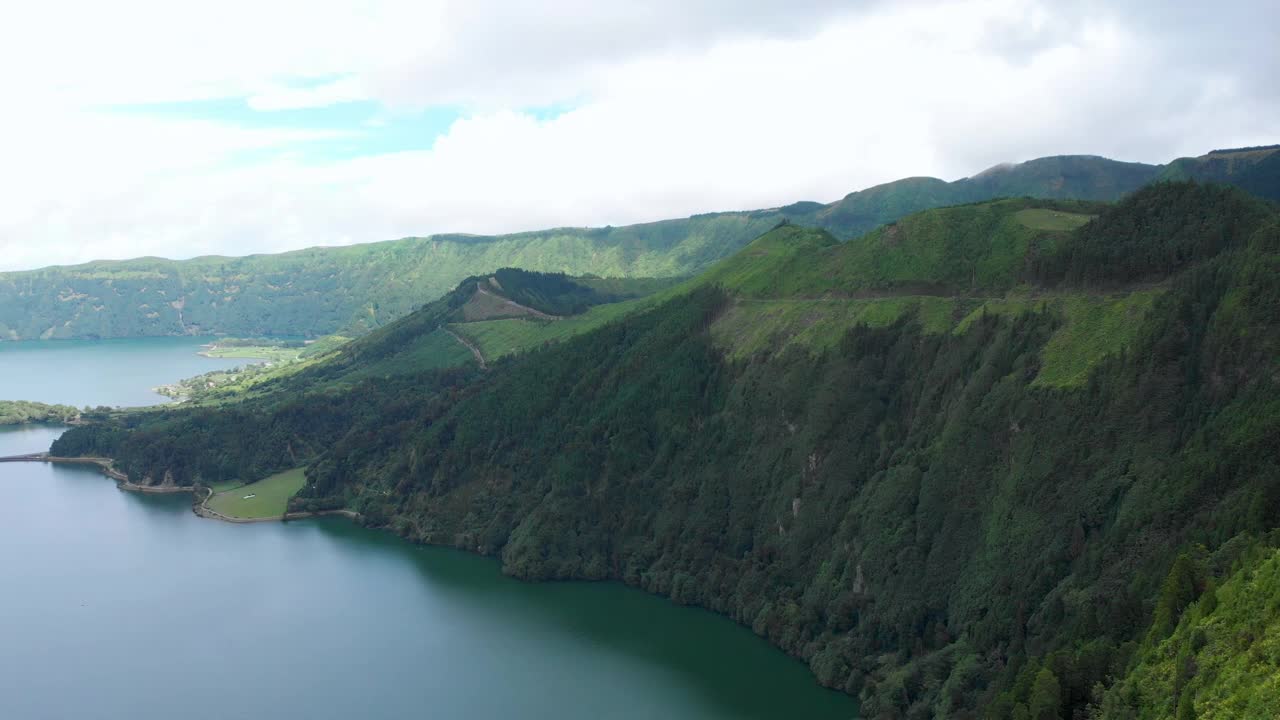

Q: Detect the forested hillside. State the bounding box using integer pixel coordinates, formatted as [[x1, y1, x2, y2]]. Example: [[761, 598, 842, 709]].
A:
[[1094, 541, 1280, 719], [53, 182, 1280, 717], [0, 153, 1164, 341], [1159, 145, 1280, 201], [140, 270, 662, 406]]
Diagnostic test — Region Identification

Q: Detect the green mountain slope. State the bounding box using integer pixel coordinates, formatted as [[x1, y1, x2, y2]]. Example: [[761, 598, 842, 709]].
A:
[[811, 155, 1159, 239], [51, 181, 1280, 717], [1158, 145, 1280, 201], [0, 154, 1165, 342], [956, 154, 1162, 202], [147, 270, 666, 406], [0, 217, 769, 342], [1094, 541, 1280, 720], [453, 199, 1120, 376]]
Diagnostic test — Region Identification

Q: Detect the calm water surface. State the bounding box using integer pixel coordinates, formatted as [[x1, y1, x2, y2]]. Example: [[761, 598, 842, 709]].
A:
[[0, 336, 254, 407], [0, 341, 858, 719]]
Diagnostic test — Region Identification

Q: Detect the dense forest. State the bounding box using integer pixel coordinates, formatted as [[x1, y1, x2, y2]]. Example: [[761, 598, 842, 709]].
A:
[[0, 152, 1184, 342], [52, 181, 1280, 718]]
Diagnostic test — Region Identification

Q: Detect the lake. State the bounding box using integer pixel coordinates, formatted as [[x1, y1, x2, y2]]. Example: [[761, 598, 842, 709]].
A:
[[0, 336, 258, 408], [0, 341, 858, 719]]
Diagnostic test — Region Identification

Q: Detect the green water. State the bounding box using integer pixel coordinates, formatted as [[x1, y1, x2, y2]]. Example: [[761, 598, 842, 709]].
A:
[[0, 343, 858, 719]]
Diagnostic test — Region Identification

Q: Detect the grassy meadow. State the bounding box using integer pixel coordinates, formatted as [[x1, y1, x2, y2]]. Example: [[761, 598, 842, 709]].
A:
[[206, 468, 307, 519]]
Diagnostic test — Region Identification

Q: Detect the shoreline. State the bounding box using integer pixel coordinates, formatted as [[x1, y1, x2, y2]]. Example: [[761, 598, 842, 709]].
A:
[[38, 455, 360, 525], [0, 418, 87, 429], [27, 453, 850, 702]]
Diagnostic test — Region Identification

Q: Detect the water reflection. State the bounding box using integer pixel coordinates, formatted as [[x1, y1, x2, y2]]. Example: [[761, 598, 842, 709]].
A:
[[308, 519, 858, 720]]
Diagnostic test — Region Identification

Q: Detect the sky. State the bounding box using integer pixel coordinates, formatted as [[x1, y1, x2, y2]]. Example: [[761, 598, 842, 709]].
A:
[[1, 0, 1276, 271]]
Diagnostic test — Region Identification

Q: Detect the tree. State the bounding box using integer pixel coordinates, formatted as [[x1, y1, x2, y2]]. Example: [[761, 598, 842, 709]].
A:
[[1176, 691, 1196, 720], [1028, 667, 1062, 720], [1149, 553, 1200, 642]]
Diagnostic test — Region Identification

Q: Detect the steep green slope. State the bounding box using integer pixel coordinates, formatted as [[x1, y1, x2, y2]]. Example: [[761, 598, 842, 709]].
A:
[[51, 183, 1280, 718], [811, 177, 960, 237], [1094, 542, 1280, 720], [955, 154, 1161, 203], [1158, 145, 1280, 201], [153, 270, 661, 405], [812, 155, 1158, 238], [713, 200, 1103, 296], [0, 154, 1164, 341], [300, 198, 1104, 371], [186, 193, 1177, 391], [445, 199, 1143, 388]]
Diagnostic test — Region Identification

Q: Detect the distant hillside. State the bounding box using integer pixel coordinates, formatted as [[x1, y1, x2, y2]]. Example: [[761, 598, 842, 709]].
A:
[[809, 155, 1158, 237], [0, 153, 1169, 341], [1158, 145, 1280, 200], [958, 154, 1160, 201], [0, 217, 774, 341], [141, 270, 669, 405]]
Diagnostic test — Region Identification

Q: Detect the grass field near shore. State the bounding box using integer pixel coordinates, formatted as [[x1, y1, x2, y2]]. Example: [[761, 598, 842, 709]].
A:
[[206, 468, 306, 519]]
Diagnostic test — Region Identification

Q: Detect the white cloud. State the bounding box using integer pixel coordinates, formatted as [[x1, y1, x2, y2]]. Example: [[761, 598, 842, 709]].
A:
[[247, 78, 369, 112], [0, 0, 1276, 271]]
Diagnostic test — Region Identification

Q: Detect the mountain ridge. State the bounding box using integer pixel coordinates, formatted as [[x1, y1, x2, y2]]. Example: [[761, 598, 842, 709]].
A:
[[15, 149, 1262, 343]]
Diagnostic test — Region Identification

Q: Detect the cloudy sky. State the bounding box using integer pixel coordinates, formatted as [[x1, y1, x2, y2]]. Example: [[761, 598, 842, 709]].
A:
[[1, 0, 1276, 271]]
